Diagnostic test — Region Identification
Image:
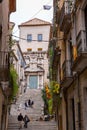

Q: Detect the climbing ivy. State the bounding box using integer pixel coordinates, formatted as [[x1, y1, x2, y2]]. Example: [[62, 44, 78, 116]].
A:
[[9, 65, 19, 101]]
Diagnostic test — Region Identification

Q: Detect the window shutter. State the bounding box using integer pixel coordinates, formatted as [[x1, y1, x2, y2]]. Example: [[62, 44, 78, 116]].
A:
[[9, 0, 16, 13]]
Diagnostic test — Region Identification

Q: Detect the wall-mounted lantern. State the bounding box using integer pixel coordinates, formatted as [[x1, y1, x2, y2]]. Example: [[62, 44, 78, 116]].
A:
[[43, 5, 52, 10]]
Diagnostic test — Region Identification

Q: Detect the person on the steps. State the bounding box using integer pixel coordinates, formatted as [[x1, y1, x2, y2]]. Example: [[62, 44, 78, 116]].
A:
[[17, 113, 23, 129], [23, 114, 30, 128], [28, 99, 34, 107], [25, 101, 28, 110], [28, 99, 31, 106]]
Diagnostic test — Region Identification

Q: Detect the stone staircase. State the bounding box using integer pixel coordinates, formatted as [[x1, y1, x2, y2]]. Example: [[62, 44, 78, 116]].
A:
[[10, 88, 44, 120], [8, 115, 57, 130]]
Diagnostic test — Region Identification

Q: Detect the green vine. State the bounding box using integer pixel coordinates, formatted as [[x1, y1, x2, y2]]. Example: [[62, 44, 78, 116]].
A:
[[41, 88, 49, 115], [9, 65, 19, 101]]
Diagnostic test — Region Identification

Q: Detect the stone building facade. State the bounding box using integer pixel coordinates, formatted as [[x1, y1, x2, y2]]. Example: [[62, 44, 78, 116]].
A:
[[19, 18, 51, 89], [11, 41, 26, 95], [49, 0, 87, 130], [0, 0, 16, 130]]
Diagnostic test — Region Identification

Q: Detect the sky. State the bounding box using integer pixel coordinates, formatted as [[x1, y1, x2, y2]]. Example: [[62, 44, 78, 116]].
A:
[[10, 0, 53, 39]]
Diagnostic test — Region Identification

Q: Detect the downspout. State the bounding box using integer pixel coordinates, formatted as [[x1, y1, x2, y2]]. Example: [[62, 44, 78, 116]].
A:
[[77, 73, 81, 130], [64, 90, 68, 130], [56, 102, 59, 130]]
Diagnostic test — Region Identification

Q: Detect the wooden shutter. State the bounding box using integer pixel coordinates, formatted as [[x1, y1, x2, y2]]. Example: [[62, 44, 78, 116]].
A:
[[9, 0, 16, 13]]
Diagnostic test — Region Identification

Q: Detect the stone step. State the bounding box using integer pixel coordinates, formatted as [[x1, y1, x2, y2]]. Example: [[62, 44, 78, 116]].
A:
[[10, 88, 44, 120], [8, 117, 56, 130]]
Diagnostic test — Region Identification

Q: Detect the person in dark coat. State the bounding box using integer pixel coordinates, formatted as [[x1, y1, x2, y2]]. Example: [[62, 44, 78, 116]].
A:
[[28, 99, 31, 106], [25, 101, 28, 110], [23, 115, 30, 128], [17, 113, 23, 129]]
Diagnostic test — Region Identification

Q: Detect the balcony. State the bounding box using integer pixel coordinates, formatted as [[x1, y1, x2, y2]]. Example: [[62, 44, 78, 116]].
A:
[[51, 47, 61, 80], [59, 1, 73, 34], [72, 30, 87, 72], [0, 51, 9, 81], [61, 60, 73, 88], [52, 47, 61, 67], [0, 51, 11, 96]]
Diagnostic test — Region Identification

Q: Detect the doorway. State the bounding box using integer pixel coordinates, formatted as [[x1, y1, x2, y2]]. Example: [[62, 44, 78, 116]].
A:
[[29, 75, 38, 89]]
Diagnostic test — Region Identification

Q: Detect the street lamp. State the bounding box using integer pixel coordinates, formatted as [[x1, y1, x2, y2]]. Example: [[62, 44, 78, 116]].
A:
[[43, 5, 52, 10]]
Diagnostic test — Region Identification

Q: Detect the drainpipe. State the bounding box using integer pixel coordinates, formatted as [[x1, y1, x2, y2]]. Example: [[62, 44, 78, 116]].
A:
[[66, 98, 68, 130], [64, 90, 68, 130], [5, 96, 8, 130], [77, 73, 81, 130], [56, 103, 59, 130]]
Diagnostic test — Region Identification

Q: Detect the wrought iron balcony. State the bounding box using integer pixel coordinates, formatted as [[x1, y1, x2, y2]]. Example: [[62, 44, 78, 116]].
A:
[[61, 60, 73, 88], [59, 1, 73, 33], [72, 30, 87, 72]]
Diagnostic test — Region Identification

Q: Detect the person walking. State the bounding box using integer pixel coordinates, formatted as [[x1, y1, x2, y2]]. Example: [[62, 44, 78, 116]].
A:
[[25, 101, 28, 110], [28, 99, 31, 106], [17, 113, 23, 129], [23, 114, 30, 128]]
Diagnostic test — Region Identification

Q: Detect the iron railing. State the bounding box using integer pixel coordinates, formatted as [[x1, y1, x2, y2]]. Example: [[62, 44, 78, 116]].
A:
[[59, 0, 74, 27], [62, 60, 72, 78]]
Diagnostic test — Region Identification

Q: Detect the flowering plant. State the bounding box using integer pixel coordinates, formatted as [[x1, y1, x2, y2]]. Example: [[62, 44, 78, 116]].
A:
[[50, 81, 60, 94], [45, 83, 51, 99]]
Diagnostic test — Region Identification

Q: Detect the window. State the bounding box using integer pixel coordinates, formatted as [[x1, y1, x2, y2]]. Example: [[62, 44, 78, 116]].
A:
[[38, 48, 42, 51], [38, 34, 42, 41], [27, 34, 32, 42], [27, 48, 32, 51]]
